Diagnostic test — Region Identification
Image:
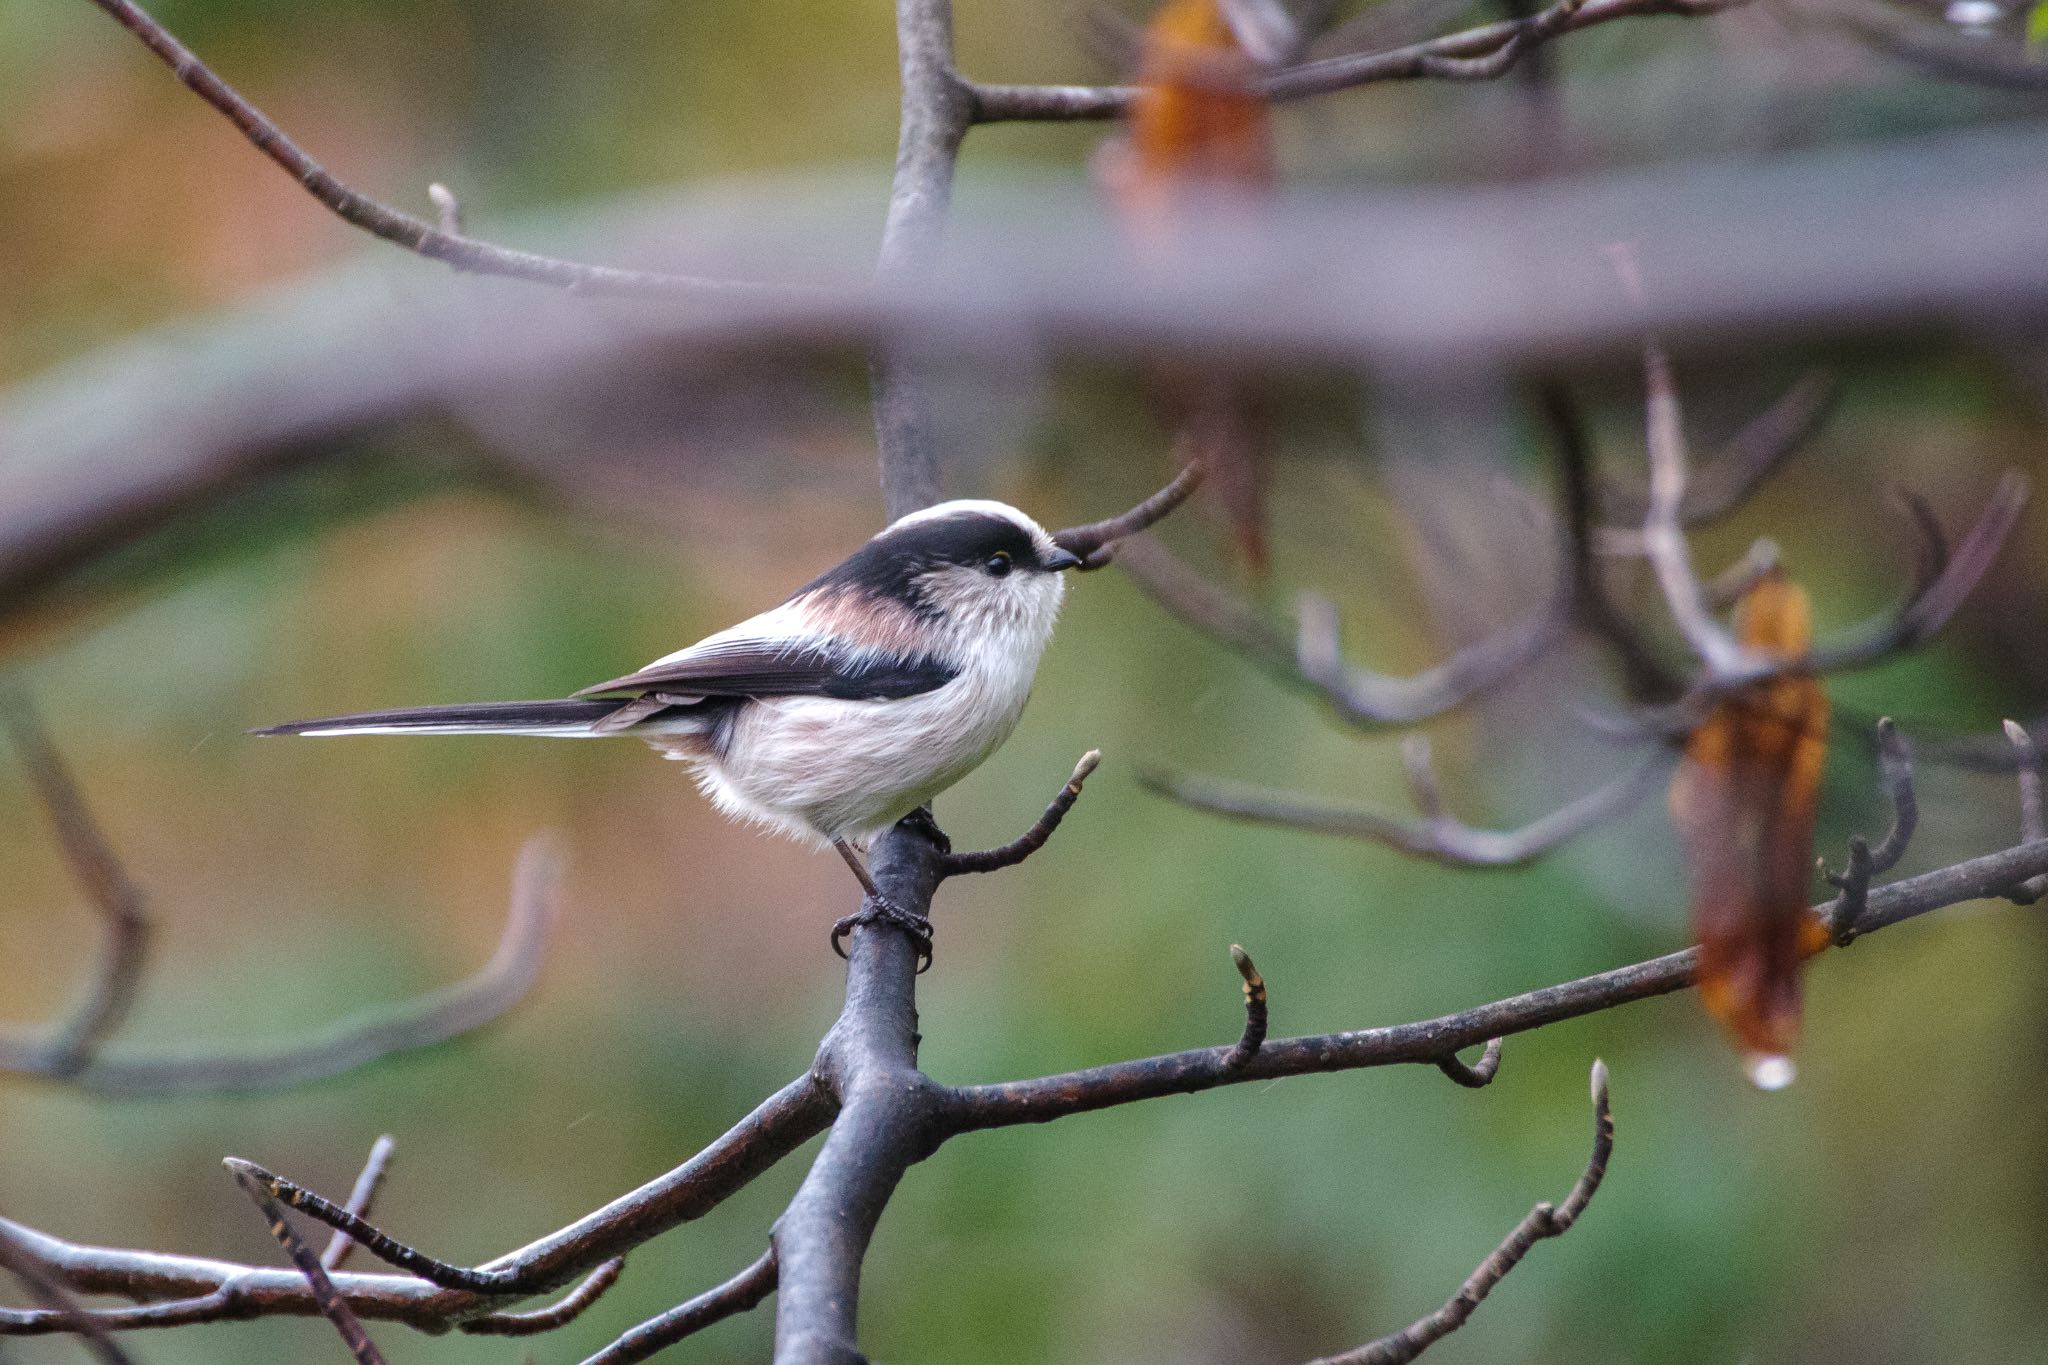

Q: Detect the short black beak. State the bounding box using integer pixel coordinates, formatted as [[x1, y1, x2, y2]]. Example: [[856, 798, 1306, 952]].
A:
[[1041, 548, 1084, 572]]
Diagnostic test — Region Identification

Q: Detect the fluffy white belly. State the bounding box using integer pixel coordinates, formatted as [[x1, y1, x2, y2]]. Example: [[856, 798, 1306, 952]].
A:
[[684, 670, 1032, 845]]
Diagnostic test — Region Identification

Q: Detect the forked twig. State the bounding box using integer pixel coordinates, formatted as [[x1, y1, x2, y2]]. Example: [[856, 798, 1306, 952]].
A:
[[1435, 1037, 1503, 1088], [84, 0, 789, 300], [322, 1135, 398, 1273], [462, 1259, 627, 1337], [1307, 1061, 1612, 1364], [230, 1167, 389, 1365], [0, 692, 151, 1078], [0, 1222, 136, 1365], [1115, 535, 1563, 730], [0, 837, 562, 1094], [2003, 721, 2047, 905], [1827, 718, 1917, 941], [1146, 743, 1666, 869]]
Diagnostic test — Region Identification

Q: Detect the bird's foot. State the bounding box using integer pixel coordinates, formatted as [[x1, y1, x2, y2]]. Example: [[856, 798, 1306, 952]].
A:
[[832, 894, 935, 973], [897, 805, 952, 854]]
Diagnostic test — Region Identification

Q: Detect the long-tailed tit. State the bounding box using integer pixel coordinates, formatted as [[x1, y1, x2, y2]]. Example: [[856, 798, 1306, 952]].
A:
[[258, 500, 1085, 942]]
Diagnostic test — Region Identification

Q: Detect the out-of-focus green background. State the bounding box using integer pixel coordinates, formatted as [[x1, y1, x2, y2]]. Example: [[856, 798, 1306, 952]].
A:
[[3, 2, 2045, 1361]]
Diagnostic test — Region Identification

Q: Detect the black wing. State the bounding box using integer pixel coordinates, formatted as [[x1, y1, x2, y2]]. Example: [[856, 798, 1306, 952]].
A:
[[574, 636, 957, 702]]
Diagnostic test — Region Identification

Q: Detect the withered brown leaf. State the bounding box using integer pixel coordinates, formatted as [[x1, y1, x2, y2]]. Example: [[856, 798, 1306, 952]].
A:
[[1669, 568, 1831, 1089]]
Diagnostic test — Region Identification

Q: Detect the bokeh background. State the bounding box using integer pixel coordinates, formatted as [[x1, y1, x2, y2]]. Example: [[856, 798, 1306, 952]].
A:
[[3, 1, 2046, 1361]]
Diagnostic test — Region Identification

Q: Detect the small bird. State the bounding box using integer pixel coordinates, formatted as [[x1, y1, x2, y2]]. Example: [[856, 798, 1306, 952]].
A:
[[257, 500, 1084, 940]]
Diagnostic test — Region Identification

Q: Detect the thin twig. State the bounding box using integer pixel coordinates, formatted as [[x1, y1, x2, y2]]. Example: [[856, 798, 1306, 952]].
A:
[[1051, 464, 1206, 569], [0, 836, 561, 1094], [0, 692, 151, 1077], [1308, 1060, 1612, 1364], [230, 1167, 390, 1365], [1221, 945, 1269, 1075], [461, 1259, 625, 1337], [83, 0, 790, 301], [944, 834, 2048, 1129], [1435, 1037, 1503, 1088], [967, 0, 1750, 120], [2004, 721, 2047, 905], [1145, 745, 1667, 869], [224, 1158, 538, 1294], [322, 1136, 398, 1273], [939, 751, 1101, 875], [1826, 718, 1917, 941], [0, 1222, 137, 1364], [1115, 535, 1562, 730], [578, 1250, 777, 1365]]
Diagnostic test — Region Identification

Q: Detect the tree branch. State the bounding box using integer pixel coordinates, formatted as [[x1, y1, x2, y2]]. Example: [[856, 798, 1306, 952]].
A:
[[578, 1250, 775, 1365], [82, 0, 793, 301], [0, 691, 151, 1078], [1308, 1060, 1612, 1364], [231, 1167, 390, 1365], [938, 751, 1101, 876], [1144, 743, 1667, 868], [967, 0, 1751, 121], [0, 836, 562, 1095], [1050, 463, 1207, 569], [942, 833, 2048, 1131]]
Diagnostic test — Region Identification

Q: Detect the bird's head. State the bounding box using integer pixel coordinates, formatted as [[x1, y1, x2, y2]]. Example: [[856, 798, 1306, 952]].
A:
[[805, 500, 1079, 645]]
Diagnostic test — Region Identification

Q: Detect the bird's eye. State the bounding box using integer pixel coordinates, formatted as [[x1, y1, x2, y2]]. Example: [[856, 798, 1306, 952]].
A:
[[984, 552, 1013, 577]]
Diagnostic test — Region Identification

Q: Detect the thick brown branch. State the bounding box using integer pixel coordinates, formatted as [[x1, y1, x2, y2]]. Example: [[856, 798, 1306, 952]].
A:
[[83, 0, 789, 301], [938, 751, 1101, 876], [1310, 1061, 1612, 1364], [0, 837, 561, 1095], [942, 834, 2048, 1130], [579, 1250, 775, 1365], [0, 693, 151, 1078]]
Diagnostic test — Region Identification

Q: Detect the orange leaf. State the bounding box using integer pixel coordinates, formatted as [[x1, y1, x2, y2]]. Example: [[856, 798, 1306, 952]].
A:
[[1668, 569, 1831, 1089], [1102, 1, 1276, 572]]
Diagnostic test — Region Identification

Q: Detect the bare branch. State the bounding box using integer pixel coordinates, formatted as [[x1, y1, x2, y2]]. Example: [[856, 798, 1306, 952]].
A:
[[1595, 371, 1839, 535], [1051, 463, 1207, 569], [1145, 744, 1667, 868], [943, 834, 2048, 1130], [1220, 945, 1270, 1076], [461, 1259, 625, 1337], [231, 1167, 390, 1364], [323, 1136, 398, 1273], [0, 836, 561, 1095], [1635, 336, 1755, 678], [967, 0, 1750, 120], [1826, 718, 1918, 941], [1115, 536, 1562, 730], [1309, 1060, 1612, 1364], [0, 692, 151, 1077], [1435, 1037, 1503, 1089], [82, 0, 793, 301], [939, 751, 1101, 876], [0, 1222, 137, 1364], [577, 1250, 776, 1365], [2003, 721, 2047, 905], [0, 1073, 831, 1332]]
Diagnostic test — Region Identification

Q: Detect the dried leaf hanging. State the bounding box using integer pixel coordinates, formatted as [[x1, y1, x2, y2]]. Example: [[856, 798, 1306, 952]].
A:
[[1668, 568, 1831, 1089], [1100, 0, 1275, 572]]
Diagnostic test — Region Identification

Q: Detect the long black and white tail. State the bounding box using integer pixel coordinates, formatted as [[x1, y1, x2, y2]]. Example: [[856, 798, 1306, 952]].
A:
[[253, 698, 645, 739]]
